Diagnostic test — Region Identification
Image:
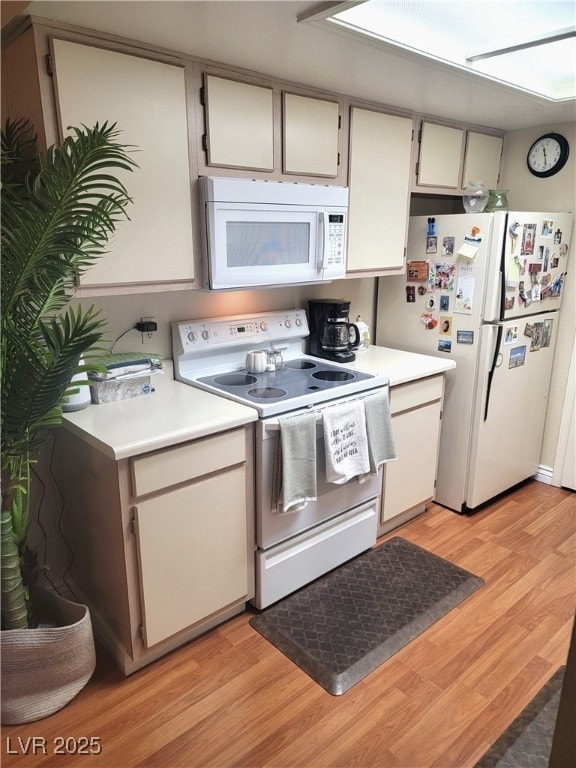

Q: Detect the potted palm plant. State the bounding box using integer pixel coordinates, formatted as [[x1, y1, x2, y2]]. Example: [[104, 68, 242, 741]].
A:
[[1, 118, 136, 723]]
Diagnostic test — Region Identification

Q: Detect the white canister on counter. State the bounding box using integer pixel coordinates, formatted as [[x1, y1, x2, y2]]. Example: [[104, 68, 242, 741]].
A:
[[62, 357, 91, 411], [355, 316, 371, 351]]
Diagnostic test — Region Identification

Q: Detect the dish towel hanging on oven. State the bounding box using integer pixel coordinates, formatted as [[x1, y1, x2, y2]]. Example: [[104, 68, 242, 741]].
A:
[[322, 399, 370, 484], [359, 388, 397, 483], [273, 411, 317, 514]]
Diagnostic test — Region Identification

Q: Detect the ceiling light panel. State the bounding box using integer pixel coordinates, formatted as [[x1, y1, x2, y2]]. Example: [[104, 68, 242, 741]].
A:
[[329, 0, 576, 100]]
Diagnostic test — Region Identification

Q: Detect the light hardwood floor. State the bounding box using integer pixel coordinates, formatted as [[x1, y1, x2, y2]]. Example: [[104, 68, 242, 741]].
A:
[[3, 480, 575, 768]]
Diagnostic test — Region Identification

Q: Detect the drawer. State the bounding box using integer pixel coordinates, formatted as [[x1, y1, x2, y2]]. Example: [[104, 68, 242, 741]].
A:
[[389, 375, 444, 415], [131, 427, 246, 497]]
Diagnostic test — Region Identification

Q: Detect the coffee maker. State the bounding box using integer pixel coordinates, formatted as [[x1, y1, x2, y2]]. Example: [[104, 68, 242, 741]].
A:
[[307, 299, 360, 363]]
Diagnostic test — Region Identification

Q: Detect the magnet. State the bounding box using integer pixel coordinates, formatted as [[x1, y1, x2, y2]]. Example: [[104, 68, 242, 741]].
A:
[[521, 224, 536, 256], [427, 217, 436, 236], [440, 295, 449, 311], [406, 285, 416, 303], [426, 296, 437, 310], [417, 285, 427, 296], [407, 261, 429, 281], [550, 272, 565, 296], [438, 340, 452, 353], [421, 313, 438, 329], [439, 316, 452, 335], [508, 348, 524, 368], [426, 236, 437, 254], [457, 330, 474, 344], [442, 237, 455, 256], [509, 221, 520, 254]]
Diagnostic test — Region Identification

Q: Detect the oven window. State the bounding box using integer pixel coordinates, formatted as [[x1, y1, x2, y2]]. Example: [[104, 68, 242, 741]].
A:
[[226, 221, 310, 267]]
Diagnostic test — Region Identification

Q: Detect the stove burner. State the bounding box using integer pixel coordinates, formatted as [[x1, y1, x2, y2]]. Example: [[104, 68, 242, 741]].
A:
[[284, 360, 317, 370], [214, 373, 257, 386], [312, 370, 355, 382], [247, 387, 287, 399]]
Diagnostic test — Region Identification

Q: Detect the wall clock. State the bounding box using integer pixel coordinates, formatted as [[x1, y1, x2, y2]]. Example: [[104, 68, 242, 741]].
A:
[[527, 132, 569, 177]]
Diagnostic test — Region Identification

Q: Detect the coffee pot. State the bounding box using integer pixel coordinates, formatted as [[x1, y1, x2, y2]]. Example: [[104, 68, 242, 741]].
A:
[[307, 299, 360, 362]]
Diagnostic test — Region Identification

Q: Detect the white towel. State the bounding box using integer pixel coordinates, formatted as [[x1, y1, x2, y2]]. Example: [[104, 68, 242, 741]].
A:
[[322, 400, 370, 484], [273, 411, 318, 514], [359, 389, 397, 482]]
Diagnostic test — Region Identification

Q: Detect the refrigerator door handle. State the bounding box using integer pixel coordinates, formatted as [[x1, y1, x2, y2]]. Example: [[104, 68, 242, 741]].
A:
[[484, 324, 503, 422]]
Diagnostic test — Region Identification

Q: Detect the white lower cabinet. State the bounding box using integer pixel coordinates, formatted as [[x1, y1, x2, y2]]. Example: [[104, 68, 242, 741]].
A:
[[379, 376, 444, 534], [53, 425, 254, 675], [135, 468, 249, 648]]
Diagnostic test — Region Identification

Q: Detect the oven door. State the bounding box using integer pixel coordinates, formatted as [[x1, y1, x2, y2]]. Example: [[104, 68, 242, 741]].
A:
[[255, 412, 382, 550]]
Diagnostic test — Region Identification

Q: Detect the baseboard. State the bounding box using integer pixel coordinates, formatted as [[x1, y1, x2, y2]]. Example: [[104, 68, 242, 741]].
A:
[[535, 465, 554, 484]]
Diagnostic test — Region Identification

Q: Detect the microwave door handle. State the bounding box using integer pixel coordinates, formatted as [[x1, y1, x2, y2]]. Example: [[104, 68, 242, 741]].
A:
[[317, 212, 326, 269]]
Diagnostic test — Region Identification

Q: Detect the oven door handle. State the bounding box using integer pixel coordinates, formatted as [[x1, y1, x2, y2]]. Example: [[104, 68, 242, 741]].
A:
[[264, 412, 323, 434]]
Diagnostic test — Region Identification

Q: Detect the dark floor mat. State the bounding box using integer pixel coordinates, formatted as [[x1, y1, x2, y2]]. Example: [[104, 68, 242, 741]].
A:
[[474, 666, 566, 768], [250, 536, 484, 695]]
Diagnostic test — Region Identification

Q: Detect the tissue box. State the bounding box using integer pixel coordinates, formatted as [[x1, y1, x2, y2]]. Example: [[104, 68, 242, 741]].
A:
[[90, 373, 153, 404], [87, 353, 162, 404]]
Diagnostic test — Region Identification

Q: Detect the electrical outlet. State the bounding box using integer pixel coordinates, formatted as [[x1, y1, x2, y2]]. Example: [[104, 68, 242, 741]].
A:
[[140, 316, 157, 346]]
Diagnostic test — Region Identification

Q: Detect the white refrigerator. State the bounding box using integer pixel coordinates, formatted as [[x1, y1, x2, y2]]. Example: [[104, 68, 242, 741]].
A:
[[377, 211, 573, 513]]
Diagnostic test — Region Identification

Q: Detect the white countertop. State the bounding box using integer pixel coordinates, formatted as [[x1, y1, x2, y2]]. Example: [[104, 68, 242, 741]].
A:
[[347, 345, 456, 386], [62, 380, 258, 461], [62, 346, 455, 460]]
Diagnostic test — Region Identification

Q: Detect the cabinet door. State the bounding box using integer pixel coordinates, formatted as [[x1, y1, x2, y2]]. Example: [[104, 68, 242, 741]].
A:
[[382, 400, 442, 523], [347, 107, 413, 273], [417, 121, 464, 188], [283, 93, 339, 176], [51, 39, 194, 287], [462, 131, 503, 190], [204, 74, 273, 170], [134, 467, 248, 647]]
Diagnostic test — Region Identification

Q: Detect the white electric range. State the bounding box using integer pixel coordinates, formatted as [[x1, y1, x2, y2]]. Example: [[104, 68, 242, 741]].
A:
[[172, 309, 390, 608]]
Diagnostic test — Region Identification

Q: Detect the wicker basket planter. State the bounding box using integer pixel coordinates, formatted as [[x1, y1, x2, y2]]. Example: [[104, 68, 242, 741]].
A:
[[1, 588, 96, 724]]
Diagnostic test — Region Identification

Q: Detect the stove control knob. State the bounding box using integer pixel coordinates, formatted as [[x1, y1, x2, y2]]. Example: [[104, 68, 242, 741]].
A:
[[295, 317, 303, 327], [202, 330, 210, 340], [285, 319, 292, 329], [187, 331, 197, 342], [260, 321, 268, 331]]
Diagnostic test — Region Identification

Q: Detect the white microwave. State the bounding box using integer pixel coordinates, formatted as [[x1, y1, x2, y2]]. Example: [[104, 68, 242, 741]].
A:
[[199, 176, 348, 290]]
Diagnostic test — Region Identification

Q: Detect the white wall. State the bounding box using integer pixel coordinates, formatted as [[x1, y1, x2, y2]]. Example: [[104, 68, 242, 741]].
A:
[[500, 122, 576, 472], [71, 278, 377, 359]]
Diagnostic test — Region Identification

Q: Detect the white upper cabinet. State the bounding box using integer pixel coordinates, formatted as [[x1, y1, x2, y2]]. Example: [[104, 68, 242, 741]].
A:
[[415, 120, 504, 193], [347, 107, 414, 275], [203, 74, 274, 171], [51, 38, 195, 287], [282, 93, 340, 177], [417, 121, 464, 188], [462, 131, 503, 190]]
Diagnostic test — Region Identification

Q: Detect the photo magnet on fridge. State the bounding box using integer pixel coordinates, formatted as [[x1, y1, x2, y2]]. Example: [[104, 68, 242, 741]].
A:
[[504, 326, 519, 344], [442, 237, 454, 256], [457, 330, 474, 344], [440, 295, 450, 311], [407, 261, 429, 281], [521, 224, 536, 255], [439, 316, 452, 335], [509, 346, 526, 368], [438, 339, 452, 353]]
